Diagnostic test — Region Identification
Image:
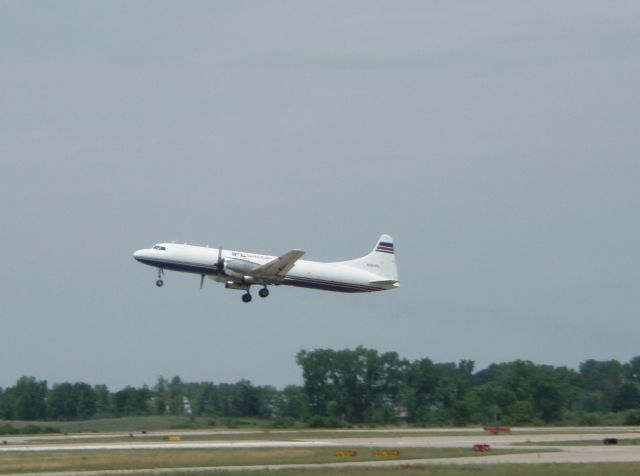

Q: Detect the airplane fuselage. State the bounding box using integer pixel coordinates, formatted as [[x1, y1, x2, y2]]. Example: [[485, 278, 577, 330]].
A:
[[133, 235, 399, 302]]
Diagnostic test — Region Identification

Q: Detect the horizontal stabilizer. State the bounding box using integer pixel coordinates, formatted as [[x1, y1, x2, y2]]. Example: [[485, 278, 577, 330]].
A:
[[369, 279, 399, 288]]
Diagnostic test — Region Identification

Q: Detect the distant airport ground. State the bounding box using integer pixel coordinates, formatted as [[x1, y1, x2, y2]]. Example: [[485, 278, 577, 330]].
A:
[[1, 420, 640, 474]]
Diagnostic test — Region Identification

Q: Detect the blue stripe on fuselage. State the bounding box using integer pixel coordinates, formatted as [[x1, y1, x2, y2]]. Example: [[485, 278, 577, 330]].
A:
[[282, 276, 381, 293], [134, 257, 218, 275]]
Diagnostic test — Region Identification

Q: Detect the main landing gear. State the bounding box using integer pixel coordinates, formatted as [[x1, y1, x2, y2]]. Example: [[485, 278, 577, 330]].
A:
[[156, 268, 164, 287], [241, 286, 269, 303]]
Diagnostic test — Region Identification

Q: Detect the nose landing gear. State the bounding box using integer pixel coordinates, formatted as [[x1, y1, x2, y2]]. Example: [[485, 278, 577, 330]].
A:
[[156, 269, 164, 287]]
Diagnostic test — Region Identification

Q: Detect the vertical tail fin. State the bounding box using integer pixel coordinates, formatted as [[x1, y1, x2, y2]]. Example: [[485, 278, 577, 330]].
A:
[[375, 236, 395, 255], [343, 234, 399, 284]]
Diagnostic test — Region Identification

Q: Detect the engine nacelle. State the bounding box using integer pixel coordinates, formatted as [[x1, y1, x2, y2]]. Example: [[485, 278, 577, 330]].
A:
[[225, 281, 250, 291], [223, 258, 260, 279]]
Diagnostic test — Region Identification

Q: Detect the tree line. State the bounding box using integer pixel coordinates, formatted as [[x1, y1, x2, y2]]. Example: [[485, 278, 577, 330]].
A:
[[1, 347, 640, 426]]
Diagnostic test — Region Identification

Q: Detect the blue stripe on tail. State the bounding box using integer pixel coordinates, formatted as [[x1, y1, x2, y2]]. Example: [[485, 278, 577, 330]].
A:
[[376, 241, 394, 254]]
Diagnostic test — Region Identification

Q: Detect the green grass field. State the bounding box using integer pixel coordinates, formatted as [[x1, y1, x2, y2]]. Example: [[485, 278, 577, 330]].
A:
[[1, 416, 266, 433], [193, 463, 640, 476], [0, 447, 541, 474]]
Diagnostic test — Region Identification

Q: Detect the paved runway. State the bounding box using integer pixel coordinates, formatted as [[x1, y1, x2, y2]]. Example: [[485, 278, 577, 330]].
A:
[[2, 427, 640, 474]]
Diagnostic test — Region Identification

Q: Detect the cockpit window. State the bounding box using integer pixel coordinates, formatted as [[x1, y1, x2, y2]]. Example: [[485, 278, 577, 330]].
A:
[[153, 245, 167, 251]]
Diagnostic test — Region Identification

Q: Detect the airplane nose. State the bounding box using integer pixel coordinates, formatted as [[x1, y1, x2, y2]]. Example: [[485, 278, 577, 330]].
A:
[[133, 250, 144, 261]]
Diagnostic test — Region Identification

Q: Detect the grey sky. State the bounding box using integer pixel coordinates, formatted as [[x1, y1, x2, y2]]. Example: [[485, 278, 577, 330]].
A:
[[1, 1, 639, 390]]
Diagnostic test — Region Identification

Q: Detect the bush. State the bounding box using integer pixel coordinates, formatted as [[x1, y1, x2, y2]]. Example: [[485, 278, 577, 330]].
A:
[[268, 417, 296, 429], [0, 424, 60, 435], [21, 425, 44, 434], [625, 411, 640, 425], [0, 424, 18, 435], [363, 406, 398, 425], [579, 413, 601, 426], [169, 422, 200, 430], [306, 416, 345, 428]]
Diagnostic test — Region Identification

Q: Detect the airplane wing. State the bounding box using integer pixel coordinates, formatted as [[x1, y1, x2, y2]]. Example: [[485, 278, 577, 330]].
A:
[[252, 249, 305, 279]]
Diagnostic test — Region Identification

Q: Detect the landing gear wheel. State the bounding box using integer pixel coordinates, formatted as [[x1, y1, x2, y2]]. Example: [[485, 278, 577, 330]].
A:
[[258, 287, 269, 298], [242, 293, 252, 303], [156, 279, 164, 287]]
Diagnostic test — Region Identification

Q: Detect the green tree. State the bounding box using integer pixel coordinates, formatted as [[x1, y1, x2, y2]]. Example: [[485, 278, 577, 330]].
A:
[[502, 360, 537, 402], [579, 359, 623, 411], [48, 383, 76, 419], [47, 382, 97, 420], [402, 357, 439, 423], [532, 370, 563, 422], [297, 349, 343, 418], [508, 400, 535, 424], [153, 377, 169, 416], [233, 380, 261, 417], [613, 383, 640, 411], [74, 383, 97, 419], [193, 382, 220, 417], [114, 386, 150, 416], [168, 376, 184, 416], [275, 385, 308, 420], [94, 384, 113, 417], [297, 347, 408, 423], [461, 382, 515, 425], [216, 383, 238, 417], [6, 377, 48, 420], [624, 357, 640, 384]]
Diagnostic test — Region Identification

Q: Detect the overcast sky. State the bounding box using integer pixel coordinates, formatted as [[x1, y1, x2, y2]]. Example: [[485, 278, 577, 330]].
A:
[[1, 1, 639, 390]]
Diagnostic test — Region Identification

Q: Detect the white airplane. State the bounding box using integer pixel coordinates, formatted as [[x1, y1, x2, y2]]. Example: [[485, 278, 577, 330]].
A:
[[133, 235, 399, 303]]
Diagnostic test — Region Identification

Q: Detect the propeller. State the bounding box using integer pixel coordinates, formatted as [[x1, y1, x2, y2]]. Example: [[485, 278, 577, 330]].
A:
[[214, 246, 224, 275], [201, 247, 224, 290]]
